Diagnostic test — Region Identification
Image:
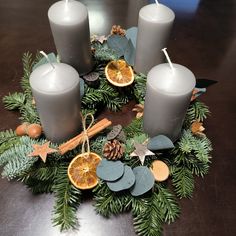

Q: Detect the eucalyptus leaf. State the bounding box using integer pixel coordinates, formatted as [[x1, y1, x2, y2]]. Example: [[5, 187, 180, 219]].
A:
[[147, 135, 174, 151], [107, 165, 135, 192], [107, 35, 129, 57], [80, 79, 85, 99], [96, 159, 124, 181], [125, 27, 137, 48], [193, 87, 206, 100], [196, 78, 217, 88], [130, 166, 154, 196], [33, 53, 57, 71], [124, 39, 135, 66]]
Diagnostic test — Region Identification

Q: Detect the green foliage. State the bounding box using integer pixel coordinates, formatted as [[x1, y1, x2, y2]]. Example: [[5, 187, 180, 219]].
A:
[[0, 129, 20, 155], [93, 182, 130, 217], [92, 42, 119, 61], [171, 166, 194, 198], [133, 192, 164, 236], [123, 117, 144, 139], [52, 166, 82, 231], [3, 92, 26, 110], [184, 100, 210, 128], [155, 185, 180, 223], [82, 79, 129, 112], [0, 136, 41, 179], [133, 73, 147, 104]]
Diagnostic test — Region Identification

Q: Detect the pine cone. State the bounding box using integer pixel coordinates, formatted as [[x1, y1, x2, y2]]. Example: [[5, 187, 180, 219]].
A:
[[103, 139, 124, 160], [111, 25, 126, 36]]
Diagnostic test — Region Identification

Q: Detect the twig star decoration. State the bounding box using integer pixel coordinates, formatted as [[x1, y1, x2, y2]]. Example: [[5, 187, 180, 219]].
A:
[[28, 141, 58, 163], [130, 142, 155, 165]]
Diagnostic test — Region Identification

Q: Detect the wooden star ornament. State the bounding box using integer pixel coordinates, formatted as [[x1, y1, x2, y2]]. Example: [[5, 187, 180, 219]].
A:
[[130, 142, 155, 165], [28, 141, 58, 163]]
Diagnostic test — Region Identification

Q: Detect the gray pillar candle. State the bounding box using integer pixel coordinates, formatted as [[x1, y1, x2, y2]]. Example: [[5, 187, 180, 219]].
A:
[[29, 61, 81, 144], [134, 2, 175, 75], [48, 0, 93, 75], [143, 49, 196, 141]]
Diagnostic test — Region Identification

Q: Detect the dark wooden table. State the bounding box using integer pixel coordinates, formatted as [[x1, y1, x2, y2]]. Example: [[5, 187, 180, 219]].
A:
[[0, 0, 236, 235]]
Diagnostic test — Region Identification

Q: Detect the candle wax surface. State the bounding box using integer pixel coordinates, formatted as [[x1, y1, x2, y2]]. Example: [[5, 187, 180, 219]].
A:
[[48, 0, 88, 25], [147, 63, 196, 95]]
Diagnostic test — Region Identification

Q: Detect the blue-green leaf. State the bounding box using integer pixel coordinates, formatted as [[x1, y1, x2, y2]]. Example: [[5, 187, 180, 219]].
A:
[[125, 27, 137, 48], [147, 135, 174, 151], [80, 79, 85, 99], [124, 39, 135, 66], [107, 35, 129, 57], [130, 166, 154, 196], [107, 165, 135, 192], [96, 159, 124, 181]]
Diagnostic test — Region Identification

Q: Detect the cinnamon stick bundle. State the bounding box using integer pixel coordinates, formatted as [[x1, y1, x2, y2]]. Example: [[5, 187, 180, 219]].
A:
[[59, 118, 112, 155]]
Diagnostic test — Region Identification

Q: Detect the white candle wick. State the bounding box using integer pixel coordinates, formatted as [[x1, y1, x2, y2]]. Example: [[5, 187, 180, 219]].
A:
[[155, 0, 160, 5], [162, 48, 174, 71], [40, 51, 55, 70], [65, 0, 69, 4]]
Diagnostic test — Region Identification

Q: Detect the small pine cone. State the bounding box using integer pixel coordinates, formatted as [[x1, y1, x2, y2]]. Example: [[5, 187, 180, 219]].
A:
[[103, 139, 124, 160], [111, 25, 126, 36]]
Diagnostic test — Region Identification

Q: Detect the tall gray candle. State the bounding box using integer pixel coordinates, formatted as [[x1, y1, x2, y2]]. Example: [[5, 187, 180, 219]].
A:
[[134, 2, 175, 75], [29, 54, 81, 144], [143, 48, 196, 141], [48, 0, 93, 75]]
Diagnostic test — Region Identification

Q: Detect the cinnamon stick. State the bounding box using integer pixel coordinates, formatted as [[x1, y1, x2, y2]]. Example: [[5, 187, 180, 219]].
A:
[[59, 118, 112, 155]]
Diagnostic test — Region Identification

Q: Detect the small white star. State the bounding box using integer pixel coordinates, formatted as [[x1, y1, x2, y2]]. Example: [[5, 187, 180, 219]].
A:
[[130, 142, 155, 165]]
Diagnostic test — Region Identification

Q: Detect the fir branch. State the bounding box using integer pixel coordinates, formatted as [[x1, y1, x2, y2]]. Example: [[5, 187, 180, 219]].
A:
[[186, 100, 210, 123], [24, 178, 54, 194], [52, 165, 82, 231], [21, 52, 35, 98], [155, 185, 180, 223], [93, 42, 119, 61], [93, 182, 130, 217], [133, 73, 147, 104], [123, 118, 144, 139], [82, 79, 129, 111], [3, 92, 26, 110], [0, 137, 47, 179], [133, 192, 165, 236], [171, 166, 194, 198], [19, 101, 40, 123], [0, 130, 20, 155]]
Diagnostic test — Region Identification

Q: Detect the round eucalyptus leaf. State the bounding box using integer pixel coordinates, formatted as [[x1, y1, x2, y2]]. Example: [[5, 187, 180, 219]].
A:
[[107, 165, 135, 192], [96, 159, 124, 181], [130, 166, 154, 197], [147, 135, 174, 151]]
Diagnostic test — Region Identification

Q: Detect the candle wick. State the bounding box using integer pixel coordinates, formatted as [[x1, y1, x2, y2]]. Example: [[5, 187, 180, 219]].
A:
[[155, 0, 160, 5], [162, 48, 174, 71], [65, 0, 69, 5], [40, 51, 55, 70]]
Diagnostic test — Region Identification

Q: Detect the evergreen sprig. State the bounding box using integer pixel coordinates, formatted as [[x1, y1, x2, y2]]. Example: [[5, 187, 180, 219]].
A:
[[0, 136, 41, 179], [133, 192, 165, 236], [171, 166, 195, 198], [52, 165, 82, 231], [94, 182, 130, 217]]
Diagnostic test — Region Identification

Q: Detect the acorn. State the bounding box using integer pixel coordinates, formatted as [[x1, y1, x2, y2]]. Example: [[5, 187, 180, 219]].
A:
[[15, 122, 29, 136], [26, 124, 42, 139]]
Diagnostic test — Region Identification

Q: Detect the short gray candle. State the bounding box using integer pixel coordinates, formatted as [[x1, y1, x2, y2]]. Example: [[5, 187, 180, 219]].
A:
[[134, 2, 175, 75], [48, 0, 93, 75], [143, 49, 196, 141], [30, 59, 81, 144]]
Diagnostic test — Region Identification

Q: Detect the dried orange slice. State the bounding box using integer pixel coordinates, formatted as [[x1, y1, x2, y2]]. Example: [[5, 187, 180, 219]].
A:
[[68, 152, 102, 190], [105, 59, 134, 87]]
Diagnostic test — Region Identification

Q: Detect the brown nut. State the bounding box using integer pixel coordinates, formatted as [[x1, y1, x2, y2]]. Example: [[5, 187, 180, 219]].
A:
[[15, 122, 29, 136], [27, 124, 42, 139]]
